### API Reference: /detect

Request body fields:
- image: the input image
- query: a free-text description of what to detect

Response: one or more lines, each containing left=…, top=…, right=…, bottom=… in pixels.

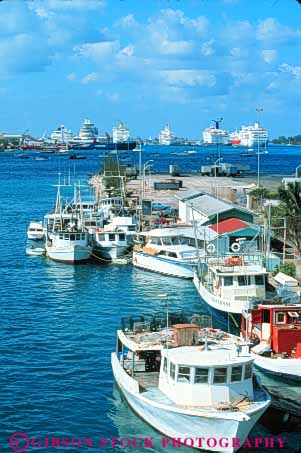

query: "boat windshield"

left=160, top=236, right=188, bottom=246
left=180, top=251, right=198, bottom=259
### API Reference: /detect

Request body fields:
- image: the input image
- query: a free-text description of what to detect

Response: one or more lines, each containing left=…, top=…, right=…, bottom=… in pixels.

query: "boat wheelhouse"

left=112, top=313, right=270, bottom=453
left=194, top=257, right=267, bottom=314
left=242, top=301, right=301, bottom=382
left=132, top=228, right=200, bottom=279
left=92, top=228, right=129, bottom=260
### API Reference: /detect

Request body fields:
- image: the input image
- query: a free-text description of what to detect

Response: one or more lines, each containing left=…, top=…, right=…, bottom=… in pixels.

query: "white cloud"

left=257, top=18, right=301, bottom=43
left=67, top=72, right=76, bottom=80
left=201, top=40, right=215, bottom=56
left=279, top=63, right=301, bottom=79
left=81, top=72, right=99, bottom=84
left=261, top=49, right=277, bottom=64
left=74, top=41, right=119, bottom=62
left=160, top=70, right=216, bottom=88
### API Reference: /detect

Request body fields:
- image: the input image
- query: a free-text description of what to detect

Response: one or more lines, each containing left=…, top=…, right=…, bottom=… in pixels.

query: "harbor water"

left=0, top=147, right=300, bottom=453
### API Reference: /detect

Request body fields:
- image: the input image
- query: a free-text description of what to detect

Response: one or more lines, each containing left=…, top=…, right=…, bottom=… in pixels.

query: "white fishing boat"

left=112, top=313, right=271, bottom=453
left=193, top=256, right=267, bottom=314
left=27, top=221, right=44, bottom=240
left=45, top=184, right=92, bottom=264
left=241, top=300, right=301, bottom=382
left=132, top=228, right=199, bottom=279
left=46, top=231, right=91, bottom=264
left=92, top=227, right=129, bottom=260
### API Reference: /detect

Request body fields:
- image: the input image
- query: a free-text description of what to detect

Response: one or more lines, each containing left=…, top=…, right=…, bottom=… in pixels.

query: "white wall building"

left=112, top=122, right=130, bottom=143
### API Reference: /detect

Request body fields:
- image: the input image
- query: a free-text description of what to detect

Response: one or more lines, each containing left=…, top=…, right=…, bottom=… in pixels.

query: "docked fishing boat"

left=45, top=184, right=92, bottom=264
left=92, top=227, right=129, bottom=260
left=107, top=216, right=138, bottom=244
left=112, top=312, right=271, bottom=453
left=27, top=221, right=44, bottom=240
left=46, top=231, right=91, bottom=264
left=193, top=256, right=267, bottom=314
left=132, top=228, right=199, bottom=279
left=242, top=298, right=301, bottom=382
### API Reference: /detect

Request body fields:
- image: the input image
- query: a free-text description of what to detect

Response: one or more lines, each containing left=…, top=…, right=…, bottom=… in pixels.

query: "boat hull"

left=133, top=251, right=196, bottom=279
left=193, top=273, right=248, bottom=314
left=93, top=245, right=128, bottom=260
left=252, top=354, right=301, bottom=382
left=27, top=233, right=44, bottom=241
left=46, top=245, right=91, bottom=264
left=111, top=353, right=269, bottom=453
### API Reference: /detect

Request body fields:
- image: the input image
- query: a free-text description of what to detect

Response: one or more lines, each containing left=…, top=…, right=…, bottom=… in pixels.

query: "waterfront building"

left=158, top=124, right=177, bottom=145
left=112, top=122, right=130, bottom=143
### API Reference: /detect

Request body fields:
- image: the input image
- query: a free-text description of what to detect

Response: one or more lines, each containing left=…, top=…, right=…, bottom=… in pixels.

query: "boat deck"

left=136, top=372, right=160, bottom=389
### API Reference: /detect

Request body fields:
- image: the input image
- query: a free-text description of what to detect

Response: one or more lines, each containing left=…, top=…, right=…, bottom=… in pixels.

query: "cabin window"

left=177, top=366, right=191, bottom=383
left=82, top=234, right=86, bottom=240
left=255, top=275, right=265, bottom=285
left=168, top=252, right=177, bottom=258
left=275, top=312, right=286, bottom=324
left=213, top=368, right=228, bottom=384
left=231, top=366, right=242, bottom=382
left=163, top=357, right=168, bottom=373
left=70, top=234, right=75, bottom=241
left=59, top=234, right=64, bottom=239
left=119, top=233, right=125, bottom=241
left=64, top=234, right=70, bottom=240
left=98, top=234, right=105, bottom=241
left=262, top=310, right=270, bottom=323
left=223, top=276, right=233, bottom=286
left=244, top=363, right=253, bottom=379
left=162, top=238, right=172, bottom=246
left=109, top=233, right=115, bottom=241
left=158, top=251, right=166, bottom=256
left=150, top=238, right=161, bottom=245
left=170, top=362, right=176, bottom=380
left=76, top=233, right=81, bottom=240
left=194, top=368, right=209, bottom=384
left=238, top=276, right=251, bottom=286
left=128, top=226, right=136, bottom=231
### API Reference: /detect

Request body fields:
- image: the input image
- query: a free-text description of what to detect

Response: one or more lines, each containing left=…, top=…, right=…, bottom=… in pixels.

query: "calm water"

left=0, top=147, right=300, bottom=453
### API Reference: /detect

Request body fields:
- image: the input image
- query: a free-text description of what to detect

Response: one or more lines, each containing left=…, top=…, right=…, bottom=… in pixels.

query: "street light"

left=142, top=160, right=154, bottom=198
left=256, top=108, right=264, bottom=187
left=295, top=164, right=301, bottom=178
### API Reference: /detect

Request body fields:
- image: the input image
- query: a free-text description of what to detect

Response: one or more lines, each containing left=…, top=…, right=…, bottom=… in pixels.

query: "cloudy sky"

left=0, top=0, right=300, bottom=139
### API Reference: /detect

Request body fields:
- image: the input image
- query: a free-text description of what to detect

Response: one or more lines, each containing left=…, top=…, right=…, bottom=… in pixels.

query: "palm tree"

left=278, top=182, right=301, bottom=254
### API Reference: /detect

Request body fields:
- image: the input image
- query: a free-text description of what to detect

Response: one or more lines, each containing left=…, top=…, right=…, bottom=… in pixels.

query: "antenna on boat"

left=158, top=293, right=169, bottom=349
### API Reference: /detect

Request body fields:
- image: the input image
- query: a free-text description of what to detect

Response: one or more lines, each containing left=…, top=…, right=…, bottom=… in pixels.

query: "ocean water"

left=0, top=147, right=300, bottom=453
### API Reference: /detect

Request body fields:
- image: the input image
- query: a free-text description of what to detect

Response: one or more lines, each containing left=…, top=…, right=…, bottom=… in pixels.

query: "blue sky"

left=0, top=0, right=301, bottom=139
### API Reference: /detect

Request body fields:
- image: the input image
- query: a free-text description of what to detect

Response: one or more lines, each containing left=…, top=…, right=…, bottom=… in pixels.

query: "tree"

left=278, top=182, right=301, bottom=254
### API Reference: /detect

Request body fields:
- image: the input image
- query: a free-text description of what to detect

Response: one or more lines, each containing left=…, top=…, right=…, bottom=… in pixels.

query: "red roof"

left=209, top=217, right=249, bottom=234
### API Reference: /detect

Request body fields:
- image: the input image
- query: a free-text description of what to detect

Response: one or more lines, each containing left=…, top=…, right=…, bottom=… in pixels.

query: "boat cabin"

left=242, top=304, right=301, bottom=358
left=139, top=229, right=199, bottom=261
left=94, top=229, right=127, bottom=246
left=49, top=231, right=89, bottom=246
left=204, top=260, right=266, bottom=303
left=159, top=345, right=253, bottom=406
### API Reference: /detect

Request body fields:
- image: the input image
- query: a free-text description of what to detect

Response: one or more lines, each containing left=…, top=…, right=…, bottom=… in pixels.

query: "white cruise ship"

left=72, top=118, right=98, bottom=143
left=112, top=122, right=130, bottom=143
left=50, top=125, right=73, bottom=143
left=203, top=122, right=229, bottom=145
left=158, top=124, right=177, bottom=145
left=238, top=122, right=268, bottom=148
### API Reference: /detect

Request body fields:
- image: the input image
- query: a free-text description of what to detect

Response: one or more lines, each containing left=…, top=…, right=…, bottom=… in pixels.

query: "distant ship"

left=50, top=124, right=73, bottom=143
left=69, top=118, right=136, bottom=150
left=112, top=121, right=130, bottom=143
left=230, top=122, right=269, bottom=147
left=203, top=120, right=229, bottom=145
left=158, top=124, right=177, bottom=145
